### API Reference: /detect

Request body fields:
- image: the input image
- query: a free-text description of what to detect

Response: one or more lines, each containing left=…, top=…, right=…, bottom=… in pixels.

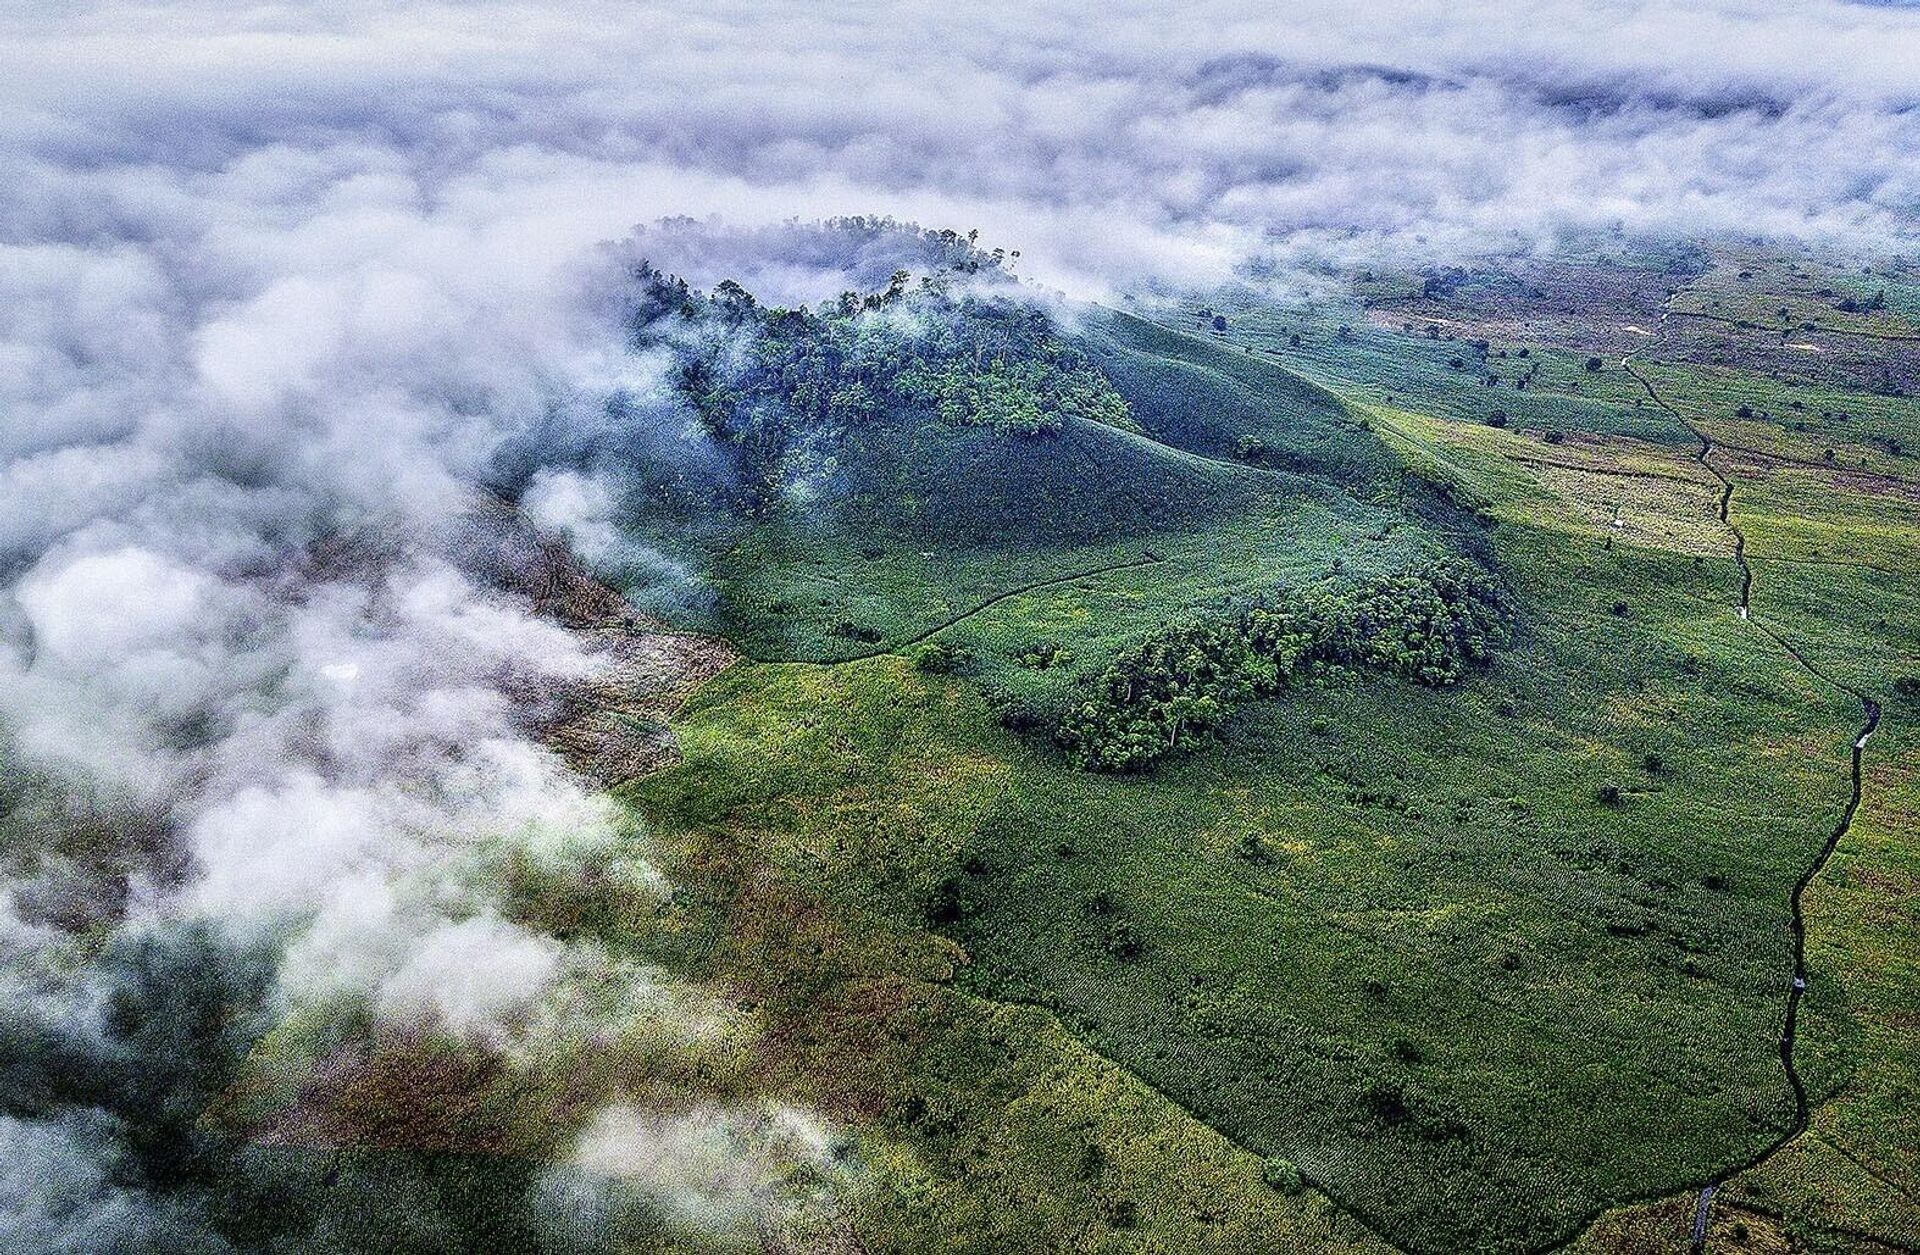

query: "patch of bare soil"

left=545, top=627, right=738, bottom=787
left=454, top=497, right=739, bottom=787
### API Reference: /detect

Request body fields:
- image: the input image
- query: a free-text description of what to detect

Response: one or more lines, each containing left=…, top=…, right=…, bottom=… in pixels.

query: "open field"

left=605, top=253, right=1919, bottom=1250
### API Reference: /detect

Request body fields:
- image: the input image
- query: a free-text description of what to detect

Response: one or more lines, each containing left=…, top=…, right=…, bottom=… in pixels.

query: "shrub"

left=1261, top=1158, right=1304, bottom=1195
left=994, top=696, right=1045, bottom=732
left=829, top=619, right=884, bottom=643
left=1102, top=921, right=1144, bottom=960
left=912, top=641, right=973, bottom=674
left=1364, top=1083, right=1412, bottom=1125
left=1016, top=640, right=1075, bottom=670
left=926, top=875, right=966, bottom=924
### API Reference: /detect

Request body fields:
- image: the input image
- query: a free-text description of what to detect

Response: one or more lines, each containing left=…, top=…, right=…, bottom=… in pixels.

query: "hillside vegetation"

left=556, top=231, right=1919, bottom=1251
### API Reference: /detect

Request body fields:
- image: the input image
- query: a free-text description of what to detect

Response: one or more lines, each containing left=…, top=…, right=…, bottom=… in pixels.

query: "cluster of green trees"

left=631, top=260, right=1133, bottom=512
left=1055, top=560, right=1509, bottom=771
left=1833, top=287, right=1887, bottom=314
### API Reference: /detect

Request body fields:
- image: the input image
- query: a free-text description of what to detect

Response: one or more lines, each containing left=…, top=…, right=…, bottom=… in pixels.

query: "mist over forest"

left=3, top=3, right=1918, bottom=1252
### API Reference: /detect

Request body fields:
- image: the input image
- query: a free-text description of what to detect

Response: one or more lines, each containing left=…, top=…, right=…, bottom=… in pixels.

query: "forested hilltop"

left=628, top=256, right=1134, bottom=515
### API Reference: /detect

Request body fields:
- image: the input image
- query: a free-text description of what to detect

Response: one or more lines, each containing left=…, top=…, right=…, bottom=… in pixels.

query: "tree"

left=1055, top=560, right=1509, bottom=771
left=1262, top=1158, right=1304, bottom=1195
left=913, top=642, right=973, bottom=674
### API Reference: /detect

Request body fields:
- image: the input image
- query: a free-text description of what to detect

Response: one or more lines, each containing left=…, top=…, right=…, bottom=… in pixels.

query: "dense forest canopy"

left=625, top=238, right=1136, bottom=515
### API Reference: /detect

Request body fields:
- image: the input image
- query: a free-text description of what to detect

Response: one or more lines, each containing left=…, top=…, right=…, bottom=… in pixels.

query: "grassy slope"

left=629, top=661, right=1394, bottom=1254
left=696, top=307, right=1445, bottom=691
left=1208, top=270, right=1919, bottom=1252
left=621, top=307, right=1918, bottom=1251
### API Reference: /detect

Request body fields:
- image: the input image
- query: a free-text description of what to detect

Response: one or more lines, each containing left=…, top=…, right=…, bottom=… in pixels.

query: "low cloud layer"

left=5, top=1, right=1918, bottom=297
left=0, top=0, right=1915, bottom=1248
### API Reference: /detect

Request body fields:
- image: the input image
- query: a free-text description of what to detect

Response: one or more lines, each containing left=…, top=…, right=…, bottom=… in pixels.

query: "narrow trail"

left=1365, top=296, right=1920, bottom=345
left=736, top=552, right=1166, bottom=666
left=1140, top=303, right=1896, bottom=1250
left=1505, top=452, right=1710, bottom=485
left=1758, top=554, right=1907, bottom=579
left=948, top=985, right=1411, bottom=1251
left=1623, top=322, right=1884, bottom=1249
left=1709, top=437, right=1920, bottom=488
left=1815, top=1133, right=1920, bottom=1214
left=1666, top=307, right=1920, bottom=344
left=1620, top=347, right=1753, bottom=616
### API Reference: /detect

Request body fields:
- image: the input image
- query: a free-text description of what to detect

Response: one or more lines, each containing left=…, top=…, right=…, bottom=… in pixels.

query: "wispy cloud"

left=5, top=2, right=1915, bottom=291
left=0, top=0, right=1914, bottom=1247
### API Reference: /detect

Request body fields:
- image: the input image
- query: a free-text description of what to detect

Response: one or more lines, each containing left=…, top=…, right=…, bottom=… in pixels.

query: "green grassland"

left=608, top=249, right=1920, bottom=1252
left=1668, top=252, right=1920, bottom=342
left=624, top=662, right=1394, bottom=1252
left=1190, top=258, right=1920, bottom=1249
left=682, top=308, right=1453, bottom=692
left=630, top=561, right=1849, bottom=1250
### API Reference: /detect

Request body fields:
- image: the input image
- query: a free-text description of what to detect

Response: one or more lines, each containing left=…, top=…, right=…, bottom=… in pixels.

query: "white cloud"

left=569, top=1100, right=844, bottom=1231
left=18, top=547, right=213, bottom=666
left=522, top=468, right=623, bottom=569
left=377, top=914, right=564, bottom=1037
left=5, top=2, right=1917, bottom=301
left=0, top=0, right=1913, bottom=1241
